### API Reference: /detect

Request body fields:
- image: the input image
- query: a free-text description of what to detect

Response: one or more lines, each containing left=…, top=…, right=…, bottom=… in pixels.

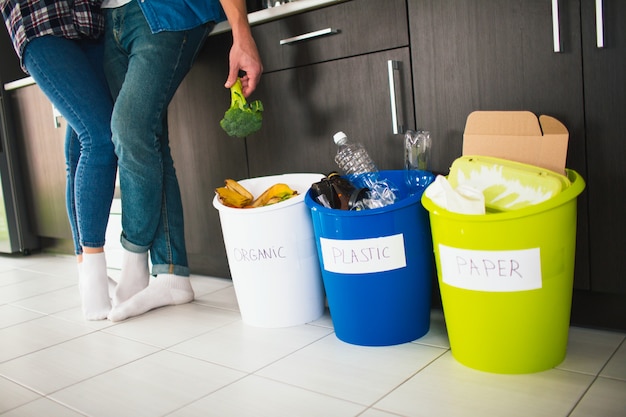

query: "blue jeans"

left=103, top=1, right=211, bottom=276
left=23, top=36, right=117, bottom=254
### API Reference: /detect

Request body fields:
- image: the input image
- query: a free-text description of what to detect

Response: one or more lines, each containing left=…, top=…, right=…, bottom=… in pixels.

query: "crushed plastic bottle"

left=333, top=131, right=398, bottom=208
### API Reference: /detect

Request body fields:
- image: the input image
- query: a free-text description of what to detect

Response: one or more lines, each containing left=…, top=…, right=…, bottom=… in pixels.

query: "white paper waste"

left=424, top=175, right=485, bottom=215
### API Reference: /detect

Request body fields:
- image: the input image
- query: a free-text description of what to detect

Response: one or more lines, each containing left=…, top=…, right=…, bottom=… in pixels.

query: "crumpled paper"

left=424, top=175, right=485, bottom=215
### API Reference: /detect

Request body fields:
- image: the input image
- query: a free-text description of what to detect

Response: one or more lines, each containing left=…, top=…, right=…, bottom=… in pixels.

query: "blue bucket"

left=305, top=170, right=434, bottom=346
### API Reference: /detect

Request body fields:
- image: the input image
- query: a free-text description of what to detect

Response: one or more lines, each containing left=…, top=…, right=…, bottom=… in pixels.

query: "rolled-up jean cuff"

left=152, top=264, right=190, bottom=277
left=120, top=235, right=150, bottom=254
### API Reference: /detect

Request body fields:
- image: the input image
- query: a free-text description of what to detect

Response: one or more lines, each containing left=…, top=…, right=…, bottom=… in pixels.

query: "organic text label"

left=232, top=246, right=287, bottom=262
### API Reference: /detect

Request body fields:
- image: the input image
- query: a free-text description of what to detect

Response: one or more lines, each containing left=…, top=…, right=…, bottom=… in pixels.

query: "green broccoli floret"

left=219, top=78, right=264, bottom=138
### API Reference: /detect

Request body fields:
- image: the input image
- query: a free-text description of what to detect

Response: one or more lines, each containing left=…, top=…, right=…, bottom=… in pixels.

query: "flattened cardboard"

left=462, top=111, right=569, bottom=174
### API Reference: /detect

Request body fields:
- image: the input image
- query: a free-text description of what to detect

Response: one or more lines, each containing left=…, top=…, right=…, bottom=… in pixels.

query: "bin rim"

left=421, top=168, right=585, bottom=221
left=213, top=172, right=324, bottom=214
left=305, top=169, right=434, bottom=217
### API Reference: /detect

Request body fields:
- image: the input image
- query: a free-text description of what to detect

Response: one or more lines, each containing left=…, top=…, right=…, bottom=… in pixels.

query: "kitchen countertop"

left=213, top=0, right=345, bottom=34
left=3, top=0, right=345, bottom=91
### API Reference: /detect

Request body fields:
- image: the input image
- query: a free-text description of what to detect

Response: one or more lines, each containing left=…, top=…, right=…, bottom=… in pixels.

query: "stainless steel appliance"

left=0, top=90, right=38, bottom=254
left=0, top=30, right=39, bottom=254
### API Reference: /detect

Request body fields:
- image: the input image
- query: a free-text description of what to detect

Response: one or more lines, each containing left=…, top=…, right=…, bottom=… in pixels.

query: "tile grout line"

left=362, top=347, right=450, bottom=415
left=565, top=335, right=626, bottom=416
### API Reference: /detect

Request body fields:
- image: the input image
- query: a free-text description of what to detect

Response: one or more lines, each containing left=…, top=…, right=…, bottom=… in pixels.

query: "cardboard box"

left=462, top=111, right=569, bottom=174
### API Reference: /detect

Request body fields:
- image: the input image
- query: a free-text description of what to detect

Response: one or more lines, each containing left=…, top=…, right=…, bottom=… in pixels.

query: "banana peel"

left=215, top=179, right=298, bottom=208
left=215, top=186, right=251, bottom=208
left=250, top=183, right=298, bottom=208
left=225, top=178, right=253, bottom=201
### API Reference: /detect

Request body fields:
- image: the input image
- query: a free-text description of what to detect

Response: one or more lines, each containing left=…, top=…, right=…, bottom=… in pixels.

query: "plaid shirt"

left=1, top=0, right=104, bottom=65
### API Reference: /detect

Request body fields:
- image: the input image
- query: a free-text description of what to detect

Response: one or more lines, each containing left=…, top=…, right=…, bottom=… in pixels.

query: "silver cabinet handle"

left=52, top=105, right=62, bottom=129
left=279, top=28, right=339, bottom=45
left=596, top=0, right=605, bottom=48
left=387, top=60, right=404, bottom=135
left=552, top=0, right=562, bottom=52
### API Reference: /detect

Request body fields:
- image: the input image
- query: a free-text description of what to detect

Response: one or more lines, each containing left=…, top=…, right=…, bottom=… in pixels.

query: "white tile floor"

left=0, top=252, right=625, bottom=417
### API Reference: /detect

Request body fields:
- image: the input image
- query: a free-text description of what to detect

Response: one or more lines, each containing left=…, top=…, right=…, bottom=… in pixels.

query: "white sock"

left=107, top=274, right=194, bottom=322
left=112, top=249, right=150, bottom=306
left=79, top=265, right=118, bottom=303
left=108, top=276, right=118, bottom=300
left=79, top=252, right=112, bottom=320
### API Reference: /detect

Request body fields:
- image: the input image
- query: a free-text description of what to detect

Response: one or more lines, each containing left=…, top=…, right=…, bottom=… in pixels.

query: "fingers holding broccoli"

left=220, top=78, right=264, bottom=138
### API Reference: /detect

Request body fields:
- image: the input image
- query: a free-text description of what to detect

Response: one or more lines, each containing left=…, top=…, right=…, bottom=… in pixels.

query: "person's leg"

left=65, top=126, right=108, bottom=312
left=24, top=36, right=117, bottom=320
left=104, top=2, right=210, bottom=320
left=64, top=127, right=81, bottom=256
left=102, top=9, right=151, bottom=305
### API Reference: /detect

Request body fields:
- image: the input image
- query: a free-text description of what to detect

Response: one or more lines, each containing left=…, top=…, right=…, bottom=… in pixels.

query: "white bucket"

left=213, top=173, right=326, bottom=327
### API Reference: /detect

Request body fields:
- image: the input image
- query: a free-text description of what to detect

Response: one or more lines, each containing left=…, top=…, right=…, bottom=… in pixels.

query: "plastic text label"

left=319, top=234, right=407, bottom=274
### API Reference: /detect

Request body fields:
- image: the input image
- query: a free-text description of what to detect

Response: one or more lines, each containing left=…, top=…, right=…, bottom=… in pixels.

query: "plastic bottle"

left=404, top=129, right=434, bottom=195
left=333, top=131, right=398, bottom=208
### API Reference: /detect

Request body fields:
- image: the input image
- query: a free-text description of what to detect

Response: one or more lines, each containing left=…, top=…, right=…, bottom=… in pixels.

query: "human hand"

left=224, top=35, right=263, bottom=97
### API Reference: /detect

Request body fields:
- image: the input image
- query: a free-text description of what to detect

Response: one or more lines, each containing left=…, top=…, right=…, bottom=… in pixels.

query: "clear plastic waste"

left=333, top=131, right=398, bottom=208
left=310, top=172, right=371, bottom=210
left=404, top=130, right=432, bottom=195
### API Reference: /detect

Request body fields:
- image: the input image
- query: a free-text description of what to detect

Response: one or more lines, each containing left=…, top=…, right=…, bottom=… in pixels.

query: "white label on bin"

left=319, top=234, right=406, bottom=274
left=439, top=244, right=542, bottom=292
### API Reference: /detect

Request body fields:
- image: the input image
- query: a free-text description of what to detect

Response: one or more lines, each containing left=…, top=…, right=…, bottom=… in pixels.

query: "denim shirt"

left=137, top=0, right=226, bottom=33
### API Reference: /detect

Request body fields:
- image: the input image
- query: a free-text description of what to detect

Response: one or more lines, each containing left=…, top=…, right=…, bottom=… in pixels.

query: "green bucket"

left=421, top=169, right=585, bottom=373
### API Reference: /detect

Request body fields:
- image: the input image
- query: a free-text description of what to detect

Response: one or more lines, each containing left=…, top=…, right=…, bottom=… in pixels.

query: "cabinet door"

left=246, top=47, right=415, bottom=177
left=168, top=32, right=249, bottom=278
left=581, top=0, right=626, bottom=294
left=409, top=0, right=585, bottom=173
left=0, top=29, right=25, bottom=84
left=9, top=85, right=72, bottom=240
left=407, top=0, right=589, bottom=288
left=252, top=0, right=409, bottom=72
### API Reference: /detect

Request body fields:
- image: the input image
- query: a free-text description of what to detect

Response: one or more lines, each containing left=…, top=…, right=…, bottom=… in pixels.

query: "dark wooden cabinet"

left=248, top=47, right=414, bottom=177
left=569, top=0, right=626, bottom=330
left=407, top=0, right=590, bottom=288
left=408, top=0, right=585, bottom=175
left=3, top=34, right=72, bottom=251
left=0, top=29, right=24, bottom=84
left=580, top=0, right=626, bottom=295
left=9, top=85, right=72, bottom=240
left=248, top=0, right=413, bottom=177
left=408, top=0, right=626, bottom=329
left=253, top=0, right=409, bottom=73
